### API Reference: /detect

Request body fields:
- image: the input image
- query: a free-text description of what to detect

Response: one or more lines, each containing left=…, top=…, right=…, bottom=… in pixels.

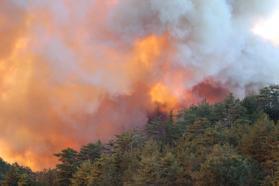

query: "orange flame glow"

left=0, top=0, right=258, bottom=171
left=150, top=83, right=179, bottom=110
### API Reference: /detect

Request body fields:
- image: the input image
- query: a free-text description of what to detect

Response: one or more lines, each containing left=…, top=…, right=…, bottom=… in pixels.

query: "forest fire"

left=150, top=83, right=179, bottom=111
left=0, top=0, right=279, bottom=171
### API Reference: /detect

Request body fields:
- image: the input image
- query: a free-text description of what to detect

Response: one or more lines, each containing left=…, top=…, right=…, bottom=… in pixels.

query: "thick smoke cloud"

left=0, top=0, right=278, bottom=170
left=0, top=0, right=26, bottom=59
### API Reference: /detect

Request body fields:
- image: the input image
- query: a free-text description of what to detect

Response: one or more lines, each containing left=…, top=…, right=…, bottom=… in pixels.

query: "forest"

left=0, top=85, right=278, bottom=186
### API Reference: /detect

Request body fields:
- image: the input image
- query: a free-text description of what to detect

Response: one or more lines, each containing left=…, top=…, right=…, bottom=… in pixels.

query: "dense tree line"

left=0, top=85, right=278, bottom=186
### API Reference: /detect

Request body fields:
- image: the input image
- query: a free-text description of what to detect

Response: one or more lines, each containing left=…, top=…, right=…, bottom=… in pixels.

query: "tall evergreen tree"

left=78, top=141, right=102, bottom=163
left=0, top=158, right=11, bottom=181
left=258, top=85, right=279, bottom=123
left=55, top=148, right=78, bottom=186
left=71, top=160, right=93, bottom=186
left=198, top=145, right=263, bottom=186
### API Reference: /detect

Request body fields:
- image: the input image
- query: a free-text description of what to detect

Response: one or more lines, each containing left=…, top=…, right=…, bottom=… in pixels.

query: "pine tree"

left=240, top=115, right=279, bottom=181
left=78, top=141, right=102, bottom=163
left=88, top=154, right=121, bottom=186
left=55, top=148, right=78, bottom=186
left=131, top=140, right=161, bottom=185
left=71, top=160, right=93, bottom=186
left=258, top=85, right=279, bottom=123
left=198, top=145, right=263, bottom=186
left=0, top=158, right=11, bottom=181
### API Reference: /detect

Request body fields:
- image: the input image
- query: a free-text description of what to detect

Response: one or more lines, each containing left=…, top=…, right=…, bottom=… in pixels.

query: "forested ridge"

left=0, top=85, right=278, bottom=186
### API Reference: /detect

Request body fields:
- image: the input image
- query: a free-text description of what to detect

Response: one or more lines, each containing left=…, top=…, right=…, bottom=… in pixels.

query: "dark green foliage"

left=198, top=145, right=263, bottom=186
left=146, top=113, right=182, bottom=146
left=87, top=154, right=122, bottom=186
left=221, top=94, right=249, bottom=127
left=1, top=163, right=37, bottom=186
left=36, top=169, right=59, bottom=186
left=78, top=141, right=102, bottom=162
left=239, top=115, right=279, bottom=183
left=258, top=85, right=279, bottom=123
left=129, top=140, right=185, bottom=186
left=241, top=95, right=261, bottom=122
left=2, top=165, right=19, bottom=186
left=55, top=148, right=78, bottom=186
left=0, top=158, right=11, bottom=181
left=178, top=102, right=215, bottom=127
left=70, top=160, right=93, bottom=186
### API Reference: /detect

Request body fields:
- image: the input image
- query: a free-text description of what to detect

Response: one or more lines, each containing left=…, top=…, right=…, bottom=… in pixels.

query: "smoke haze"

left=0, top=0, right=278, bottom=170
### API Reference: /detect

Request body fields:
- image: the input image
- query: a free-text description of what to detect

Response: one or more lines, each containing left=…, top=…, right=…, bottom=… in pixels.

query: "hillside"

left=0, top=85, right=278, bottom=186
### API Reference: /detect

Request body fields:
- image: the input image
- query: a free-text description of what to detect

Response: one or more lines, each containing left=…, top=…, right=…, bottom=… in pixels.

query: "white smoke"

left=0, top=0, right=279, bottom=169
left=23, top=0, right=279, bottom=96
left=109, top=0, right=279, bottom=95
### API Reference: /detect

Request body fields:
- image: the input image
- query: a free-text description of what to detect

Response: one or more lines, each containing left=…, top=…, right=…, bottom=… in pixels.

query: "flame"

left=129, top=35, right=168, bottom=81
left=0, top=0, right=275, bottom=171
left=150, top=83, right=179, bottom=111
left=133, top=35, right=164, bottom=67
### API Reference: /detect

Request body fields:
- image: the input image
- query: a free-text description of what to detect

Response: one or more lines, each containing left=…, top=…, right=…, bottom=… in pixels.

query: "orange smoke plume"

left=0, top=0, right=278, bottom=170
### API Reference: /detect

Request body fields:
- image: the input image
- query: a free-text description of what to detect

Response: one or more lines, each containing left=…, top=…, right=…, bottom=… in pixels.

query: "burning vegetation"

left=0, top=0, right=279, bottom=172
